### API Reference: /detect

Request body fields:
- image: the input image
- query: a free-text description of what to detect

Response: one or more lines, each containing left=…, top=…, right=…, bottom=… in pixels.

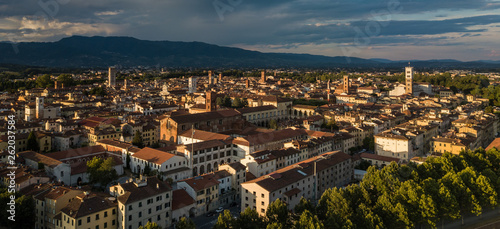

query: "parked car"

left=215, top=207, right=224, bottom=213
left=229, top=202, right=238, bottom=207
left=206, top=211, right=215, bottom=217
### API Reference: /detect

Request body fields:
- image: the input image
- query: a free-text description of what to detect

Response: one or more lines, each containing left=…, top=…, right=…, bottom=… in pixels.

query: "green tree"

left=266, top=199, right=289, bottom=227
left=223, top=96, right=232, bottom=107
left=266, top=222, right=284, bottom=229
left=27, top=131, right=39, bottom=152
left=485, top=106, right=493, bottom=113
left=138, top=221, right=161, bottom=229
left=132, top=130, right=144, bottom=148
left=0, top=193, right=35, bottom=229
left=38, top=162, right=45, bottom=170
left=36, top=74, right=52, bottom=88
left=126, top=153, right=131, bottom=169
left=86, top=157, right=118, bottom=187
left=294, top=197, right=314, bottom=215
left=216, top=97, right=224, bottom=106
left=362, top=136, right=375, bottom=151
left=176, top=217, right=196, bottom=229
left=269, top=119, right=278, bottom=130
left=295, top=210, right=323, bottom=229
left=232, top=97, right=243, bottom=108
left=56, top=74, right=74, bottom=87
left=213, top=210, right=234, bottom=229
left=144, top=163, right=151, bottom=176
left=234, top=208, right=265, bottom=229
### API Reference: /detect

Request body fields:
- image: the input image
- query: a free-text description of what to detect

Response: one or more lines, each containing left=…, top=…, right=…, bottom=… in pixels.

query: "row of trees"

left=216, top=95, right=248, bottom=108
left=213, top=148, right=500, bottom=228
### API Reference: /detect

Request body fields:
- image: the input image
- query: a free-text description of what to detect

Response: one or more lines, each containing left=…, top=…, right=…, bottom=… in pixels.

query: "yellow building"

left=110, top=176, right=173, bottom=229
left=88, top=128, right=123, bottom=146
left=57, top=193, right=117, bottom=229
left=430, top=135, right=478, bottom=155
left=177, top=173, right=220, bottom=216
left=35, top=187, right=83, bottom=229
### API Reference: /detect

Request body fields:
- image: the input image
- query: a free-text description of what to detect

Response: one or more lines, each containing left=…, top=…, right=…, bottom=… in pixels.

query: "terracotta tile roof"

left=178, top=129, right=231, bottom=141
left=37, top=186, right=76, bottom=200
left=132, top=147, right=177, bottom=165
left=244, top=151, right=351, bottom=192
left=46, top=146, right=106, bottom=161
left=18, top=151, right=62, bottom=168
left=179, top=173, right=220, bottom=192
left=213, top=170, right=232, bottom=179
left=97, top=139, right=133, bottom=149
left=233, top=128, right=305, bottom=146
left=172, top=189, right=195, bottom=210
left=224, top=162, right=246, bottom=171
left=283, top=187, right=301, bottom=197
left=486, top=138, right=500, bottom=151
left=61, top=194, right=117, bottom=219
left=117, top=177, right=171, bottom=204
left=181, top=139, right=230, bottom=152
left=169, top=110, right=241, bottom=124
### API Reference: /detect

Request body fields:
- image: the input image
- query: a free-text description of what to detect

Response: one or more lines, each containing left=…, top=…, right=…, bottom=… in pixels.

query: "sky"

left=1, top=0, right=500, bottom=61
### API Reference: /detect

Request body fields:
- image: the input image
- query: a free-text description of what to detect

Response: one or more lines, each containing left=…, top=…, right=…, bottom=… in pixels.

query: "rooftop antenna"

left=408, top=61, right=411, bottom=67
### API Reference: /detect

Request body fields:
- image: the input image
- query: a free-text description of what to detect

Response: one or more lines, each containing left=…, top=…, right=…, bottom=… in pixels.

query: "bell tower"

left=405, top=65, right=414, bottom=95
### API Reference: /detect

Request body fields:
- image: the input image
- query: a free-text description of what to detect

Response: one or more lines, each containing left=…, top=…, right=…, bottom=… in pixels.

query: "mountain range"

left=0, top=36, right=499, bottom=69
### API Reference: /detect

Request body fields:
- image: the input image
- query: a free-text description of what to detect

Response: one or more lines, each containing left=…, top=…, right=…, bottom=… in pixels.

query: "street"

left=191, top=205, right=241, bottom=229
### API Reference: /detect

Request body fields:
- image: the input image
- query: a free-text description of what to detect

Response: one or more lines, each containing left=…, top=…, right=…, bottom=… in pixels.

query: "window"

left=78, top=219, right=82, bottom=226
left=112, top=220, right=115, bottom=225
left=104, top=211, right=108, bottom=217
left=139, top=202, right=142, bottom=207
left=112, top=209, right=116, bottom=215
left=96, top=226, right=99, bottom=229
left=129, top=215, right=132, bottom=221
left=87, top=216, right=90, bottom=223
left=96, top=214, right=99, bottom=220
left=139, top=212, right=142, bottom=217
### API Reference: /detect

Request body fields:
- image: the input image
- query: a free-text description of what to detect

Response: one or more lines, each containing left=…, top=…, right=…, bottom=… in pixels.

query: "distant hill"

left=0, top=36, right=499, bottom=69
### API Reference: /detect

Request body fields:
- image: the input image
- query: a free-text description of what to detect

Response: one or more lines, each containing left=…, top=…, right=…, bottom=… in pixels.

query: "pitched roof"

left=178, top=129, right=231, bottom=141
left=179, top=173, right=220, bottom=192
left=116, top=177, right=171, bottom=204
left=243, top=151, right=351, bottom=192
left=169, top=110, right=241, bottom=124
left=46, top=146, right=106, bottom=161
left=61, top=194, right=117, bottom=219
left=18, top=151, right=62, bottom=168
left=132, top=147, right=177, bottom=165
left=486, top=138, right=500, bottom=151
left=172, top=189, right=195, bottom=210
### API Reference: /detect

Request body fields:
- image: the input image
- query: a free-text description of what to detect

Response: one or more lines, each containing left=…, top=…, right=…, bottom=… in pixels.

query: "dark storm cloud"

left=0, top=0, right=499, bottom=60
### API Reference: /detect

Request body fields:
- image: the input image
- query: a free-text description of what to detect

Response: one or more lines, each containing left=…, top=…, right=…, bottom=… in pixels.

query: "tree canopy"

left=224, top=148, right=500, bottom=229
left=86, top=157, right=118, bottom=187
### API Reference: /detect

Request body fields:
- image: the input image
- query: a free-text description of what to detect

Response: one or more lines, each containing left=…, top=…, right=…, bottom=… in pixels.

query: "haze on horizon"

left=1, top=0, right=500, bottom=62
